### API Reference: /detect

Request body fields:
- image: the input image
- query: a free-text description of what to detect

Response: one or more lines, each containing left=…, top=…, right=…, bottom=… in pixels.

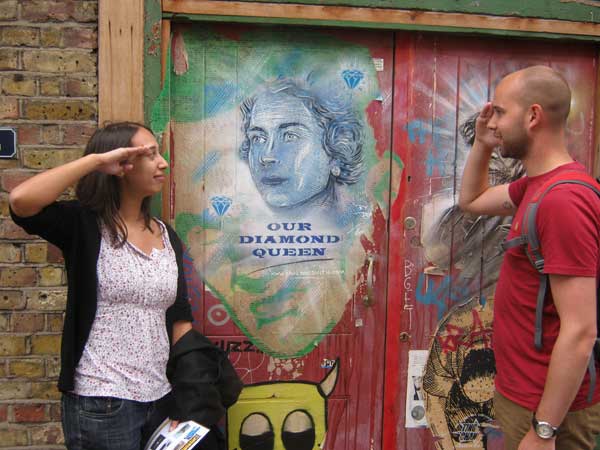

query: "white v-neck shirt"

left=73, top=220, right=178, bottom=401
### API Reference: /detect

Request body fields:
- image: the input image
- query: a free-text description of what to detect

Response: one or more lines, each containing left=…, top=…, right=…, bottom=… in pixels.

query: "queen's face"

left=246, top=92, right=332, bottom=209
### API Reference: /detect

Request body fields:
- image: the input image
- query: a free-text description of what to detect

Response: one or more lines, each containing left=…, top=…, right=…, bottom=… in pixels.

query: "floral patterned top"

left=73, top=219, right=178, bottom=402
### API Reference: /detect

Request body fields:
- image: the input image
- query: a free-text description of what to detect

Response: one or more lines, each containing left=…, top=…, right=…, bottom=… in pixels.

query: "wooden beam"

left=98, top=0, right=144, bottom=124
left=162, top=0, right=600, bottom=37
left=161, top=19, right=171, bottom=89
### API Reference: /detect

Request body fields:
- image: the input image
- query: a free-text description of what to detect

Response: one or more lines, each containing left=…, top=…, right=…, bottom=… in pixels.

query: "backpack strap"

left=504, top=170, right=600, bottom=402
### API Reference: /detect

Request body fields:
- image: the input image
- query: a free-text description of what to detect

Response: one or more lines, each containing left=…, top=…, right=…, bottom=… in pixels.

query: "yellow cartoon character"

left=227, top=360, right=339, bottom=450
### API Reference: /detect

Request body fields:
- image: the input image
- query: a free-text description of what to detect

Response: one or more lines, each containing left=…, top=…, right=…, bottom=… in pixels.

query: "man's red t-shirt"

left=494, top=161, right=600, bottom=411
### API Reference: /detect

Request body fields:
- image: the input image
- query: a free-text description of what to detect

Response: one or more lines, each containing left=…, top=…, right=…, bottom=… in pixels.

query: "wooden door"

left=385, top=33, right=598, bottom=450
left=160, top=24, right=395, bottom=450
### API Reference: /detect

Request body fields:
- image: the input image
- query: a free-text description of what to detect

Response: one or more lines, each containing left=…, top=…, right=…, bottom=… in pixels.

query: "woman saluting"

left=9, top=122, right=194, bottom=450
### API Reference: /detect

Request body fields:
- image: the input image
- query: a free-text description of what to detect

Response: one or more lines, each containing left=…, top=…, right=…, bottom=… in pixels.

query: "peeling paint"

left=146, top=21, right=161, bottom=57
left=172, top=31, right=189, bottom=75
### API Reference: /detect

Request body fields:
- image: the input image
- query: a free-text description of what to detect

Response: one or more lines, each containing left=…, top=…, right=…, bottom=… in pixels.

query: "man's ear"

left=527, top=104, right=543, bottom=129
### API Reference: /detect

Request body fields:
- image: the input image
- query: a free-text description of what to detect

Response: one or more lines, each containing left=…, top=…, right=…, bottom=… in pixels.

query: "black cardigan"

left=10, top=201, right=193, bottom=392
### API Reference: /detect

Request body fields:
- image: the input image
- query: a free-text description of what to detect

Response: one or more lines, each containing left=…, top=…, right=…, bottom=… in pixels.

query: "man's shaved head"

left=502, top=65, right=571, bottom=127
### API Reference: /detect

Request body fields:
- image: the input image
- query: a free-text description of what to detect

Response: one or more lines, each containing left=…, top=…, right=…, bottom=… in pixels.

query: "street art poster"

left=153, top=27, right=388, bottom=359
left=227, top=360, right=339, bottom=450
left=423, top=297, right=497, bottom=450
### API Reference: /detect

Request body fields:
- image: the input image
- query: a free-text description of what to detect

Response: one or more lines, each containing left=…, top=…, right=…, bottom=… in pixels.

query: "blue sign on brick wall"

left=0, top=128, right=16, bottom=159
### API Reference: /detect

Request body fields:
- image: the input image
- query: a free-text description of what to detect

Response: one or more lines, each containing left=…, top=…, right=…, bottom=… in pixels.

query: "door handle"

left=363, top=253, right=375, bottom=307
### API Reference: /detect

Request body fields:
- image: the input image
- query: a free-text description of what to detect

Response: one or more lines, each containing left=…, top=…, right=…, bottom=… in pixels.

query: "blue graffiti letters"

left=241, top=222, right=341, bottom=259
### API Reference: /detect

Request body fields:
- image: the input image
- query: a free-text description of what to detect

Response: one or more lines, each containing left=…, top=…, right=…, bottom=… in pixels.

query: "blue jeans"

left=61, top=392, right=171, bottom=450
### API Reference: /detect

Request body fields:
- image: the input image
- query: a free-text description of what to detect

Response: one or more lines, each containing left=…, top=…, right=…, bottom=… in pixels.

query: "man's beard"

left=498, top=129, right=529, bottom=160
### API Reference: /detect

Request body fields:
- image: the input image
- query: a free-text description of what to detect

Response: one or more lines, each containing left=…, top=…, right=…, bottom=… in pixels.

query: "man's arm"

left=518, top=275, right=597, bottom=450
left=458, top=103, right=516, bottom=217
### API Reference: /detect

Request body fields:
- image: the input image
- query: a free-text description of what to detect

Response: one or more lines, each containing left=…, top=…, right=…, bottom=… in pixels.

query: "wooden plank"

left=161, top=20, right=171, bottom=88
left=98, top=0, right=144, bottom=124
left=162, top=0, right=600, bottom=38
left=199, top=0, right=600, bottom=24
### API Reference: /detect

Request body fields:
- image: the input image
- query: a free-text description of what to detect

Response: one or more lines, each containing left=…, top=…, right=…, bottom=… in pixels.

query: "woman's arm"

left=172, top=321, right=193, bottom=345
left=9, top=145, right=151, bottom=217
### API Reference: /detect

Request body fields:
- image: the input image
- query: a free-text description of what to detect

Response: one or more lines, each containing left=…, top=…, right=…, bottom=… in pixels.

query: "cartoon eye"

left=240, top=413, right=274, bottom=450
left=282, top=410, right=315, bottom=450
left=283, top=131, right=299, bottom=142
left=251, top=135, right=267, bottom=145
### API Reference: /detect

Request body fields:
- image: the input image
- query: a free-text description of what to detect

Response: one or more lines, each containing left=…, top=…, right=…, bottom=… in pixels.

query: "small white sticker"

left=372, top=58, right=384, bottom=72
left=405, top=350, right=429, bottom=428
left=355, top=318, right=364, bottom=327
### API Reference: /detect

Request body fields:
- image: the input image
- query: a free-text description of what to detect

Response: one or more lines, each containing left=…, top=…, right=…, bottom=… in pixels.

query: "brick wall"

left=0, top=1, right=97, bottom=448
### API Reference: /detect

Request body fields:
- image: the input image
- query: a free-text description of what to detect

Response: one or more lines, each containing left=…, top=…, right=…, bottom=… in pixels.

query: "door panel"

left=386, top=34, right=598, bottom=450
left=159, top=24, right=598, bottom=450
left=165, top=25, right=394, bottom=450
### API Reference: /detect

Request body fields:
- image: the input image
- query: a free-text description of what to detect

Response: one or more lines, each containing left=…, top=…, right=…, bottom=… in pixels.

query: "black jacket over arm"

left=167, top=328, right=243, bottom=427
left=10, top=201, right=193, bottom=392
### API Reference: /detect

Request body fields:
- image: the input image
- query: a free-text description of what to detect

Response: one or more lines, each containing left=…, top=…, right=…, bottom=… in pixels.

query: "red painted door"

left=159, top=24, right=598, bottom=449
left=385, top=33, right=598, bottom=450
left=163, top=24, right=394, bottom=450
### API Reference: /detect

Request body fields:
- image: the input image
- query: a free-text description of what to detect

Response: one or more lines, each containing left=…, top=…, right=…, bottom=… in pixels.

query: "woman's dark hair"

left=75, top=121, right=155, bottom=246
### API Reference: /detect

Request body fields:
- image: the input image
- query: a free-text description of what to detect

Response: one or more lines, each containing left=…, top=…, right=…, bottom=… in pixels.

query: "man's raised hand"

left=474, top=102, right=501, bottom=150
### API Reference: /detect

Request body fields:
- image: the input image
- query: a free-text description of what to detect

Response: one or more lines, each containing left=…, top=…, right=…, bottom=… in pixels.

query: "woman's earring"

left=331, top=165, right=341, bottom=177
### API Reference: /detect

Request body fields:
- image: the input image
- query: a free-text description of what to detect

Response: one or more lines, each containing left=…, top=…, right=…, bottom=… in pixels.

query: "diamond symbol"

left=342, top=69, right=364, bottom=89
left=211, top=196, right=232, bottom=217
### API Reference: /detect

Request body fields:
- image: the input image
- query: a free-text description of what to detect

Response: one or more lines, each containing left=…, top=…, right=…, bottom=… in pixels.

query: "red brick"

left=0, top=404, right=7, bottom=422
left=0, top=170, right=34, bottom=192
left=65, top=77, right=97, bottom=97
left=0, top=219, right=37, bottom=239
left=22, top=1, right=66, bottom=21
left=64, top=27, right=97, bottom=49
left=16, top=123, right=42, bottom=145
left=13, top=403, right=47, bottom=422
left=21, top=1, right=97, bottom=22
left=47, top=244, right=63, bottom=263
left=62, top=123, right=95, bottom=144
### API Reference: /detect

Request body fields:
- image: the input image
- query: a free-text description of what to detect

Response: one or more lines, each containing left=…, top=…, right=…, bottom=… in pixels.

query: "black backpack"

left=502, top=170, right=600, bottom=402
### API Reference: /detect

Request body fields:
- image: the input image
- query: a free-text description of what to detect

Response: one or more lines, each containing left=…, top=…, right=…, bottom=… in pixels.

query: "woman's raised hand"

left=96, top=145, right=155, bottom=176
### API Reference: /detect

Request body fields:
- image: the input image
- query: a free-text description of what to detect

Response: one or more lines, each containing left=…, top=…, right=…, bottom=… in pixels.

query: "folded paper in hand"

left=144, top=418, right=210, bottom=450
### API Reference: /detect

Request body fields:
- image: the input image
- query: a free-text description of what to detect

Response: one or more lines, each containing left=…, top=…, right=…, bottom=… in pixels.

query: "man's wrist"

left=532, top=414, right=559, bottom=439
